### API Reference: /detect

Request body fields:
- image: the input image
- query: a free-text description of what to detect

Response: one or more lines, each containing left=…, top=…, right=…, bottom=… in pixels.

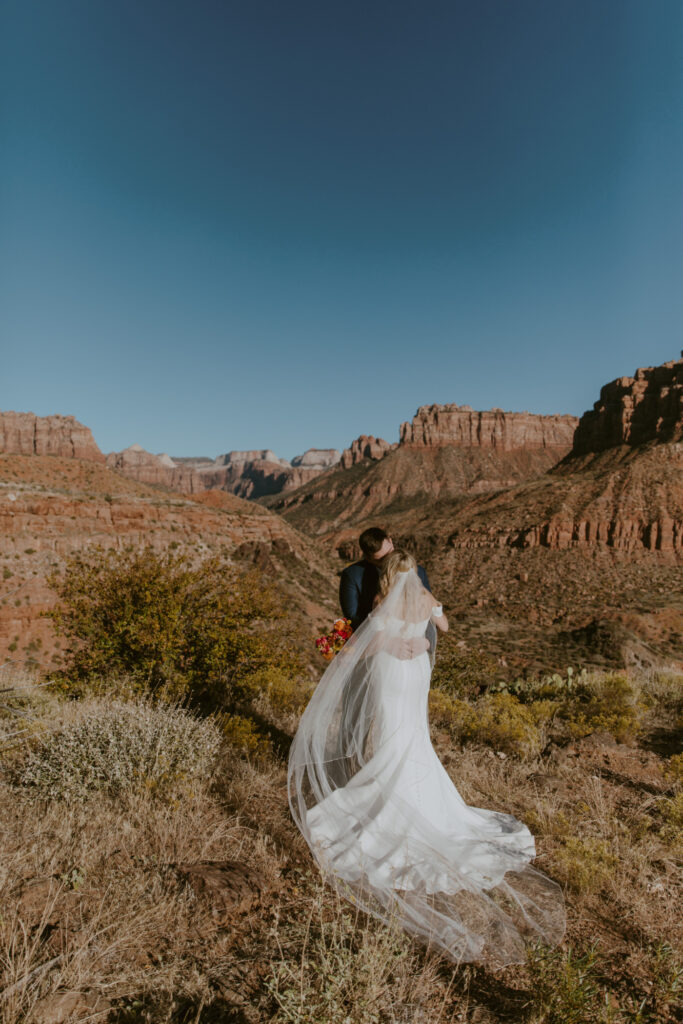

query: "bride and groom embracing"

left=288, top=526, right=565, bottom=967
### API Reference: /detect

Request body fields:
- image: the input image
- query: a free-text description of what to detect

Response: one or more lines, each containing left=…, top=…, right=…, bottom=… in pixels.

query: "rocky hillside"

left=105, top=444, right=200, bottom=491
left=107, top=446, right=341, bottom=499
left=264, top=408, right=578, bottom=534
left=0, top=454, right=337, bottom=671
left=267, top=355, right=683, bottom=673
left=573, top=354, right=682, bottom=453
left=414, top=358, right=682, bottom=671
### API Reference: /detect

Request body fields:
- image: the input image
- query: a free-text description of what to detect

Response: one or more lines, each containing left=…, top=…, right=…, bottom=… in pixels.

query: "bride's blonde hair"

left=378, top=549, right=417, bottom=599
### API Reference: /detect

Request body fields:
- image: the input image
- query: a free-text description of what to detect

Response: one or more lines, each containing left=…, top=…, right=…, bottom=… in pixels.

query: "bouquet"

left=315, top=618, right=353, bottom=661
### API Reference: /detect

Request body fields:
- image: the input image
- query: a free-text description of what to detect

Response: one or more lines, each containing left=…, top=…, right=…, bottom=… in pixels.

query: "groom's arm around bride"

left=339, top=527, right=431, bottom=658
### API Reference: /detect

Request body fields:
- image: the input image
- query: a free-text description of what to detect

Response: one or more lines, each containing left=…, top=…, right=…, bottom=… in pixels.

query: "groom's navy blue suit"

left=339, top=559, right=431, bottom=629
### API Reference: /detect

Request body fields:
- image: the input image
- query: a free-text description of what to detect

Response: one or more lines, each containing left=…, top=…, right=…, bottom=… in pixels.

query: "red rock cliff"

left=0, top=411, right=104, bottom=462
left=572, top=355, right=683, bottom=454
left=340, top=435, right=397, bottom=469
left=399, top=406, right=578, bottom=450
left=106, top=445, right=200, bottom=491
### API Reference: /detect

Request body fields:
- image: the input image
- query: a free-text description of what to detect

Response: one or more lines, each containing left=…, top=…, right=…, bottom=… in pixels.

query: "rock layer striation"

left=400, top=406, right=578, bottom=449
left=0, top=411, right=104, bottom=462
left=572, top=354, right=683, bottom=454
left=340, top=435, right=397, bottom=469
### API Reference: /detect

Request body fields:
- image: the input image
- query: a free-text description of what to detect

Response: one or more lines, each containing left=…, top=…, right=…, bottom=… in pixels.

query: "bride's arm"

left=430, top=599, right=449, bottom=632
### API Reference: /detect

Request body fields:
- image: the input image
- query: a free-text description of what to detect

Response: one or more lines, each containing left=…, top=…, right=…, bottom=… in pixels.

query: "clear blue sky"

left=2, top=1, right=682, bottom=459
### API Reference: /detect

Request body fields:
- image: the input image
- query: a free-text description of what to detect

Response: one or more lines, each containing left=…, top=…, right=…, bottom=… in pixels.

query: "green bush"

left=429, top=689, right=544, bottom=758
left=17, top=699, right=221, bottom=802
left=665, top=752, right=683, bottom=785
left=495, top=669, right=644, bottom=745
left=219, top=712, right=272, bottom=760
left=657, top=792, right=683, bottom=848
left=47, top=547, right=286, bottom=711
left=557, top=672, right=642, bottom=744
left=430, top=634, right=505, bottom=698
left=553, top=837, right=618, bottom=893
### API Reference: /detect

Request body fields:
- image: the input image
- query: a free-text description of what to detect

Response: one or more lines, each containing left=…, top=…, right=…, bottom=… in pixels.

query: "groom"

left=339, top=526, right=431, bottom=630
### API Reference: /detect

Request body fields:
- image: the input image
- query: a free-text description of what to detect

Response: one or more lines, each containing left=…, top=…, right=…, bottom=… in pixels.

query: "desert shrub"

left=495, top=666, right=587, bottom=703
left=641, top=669, right=683, bottom=713
left=495, top=669, right=645, bottom=745
left=17, top=698, right=221, bottom=801
left=557, top=672, right=643, bottom=744
left=427, top=688, right=467, bottom=731
left=553, top=837, right=618, bottom=893
left=219, top=712, right=272, bottom=760
left=458, top=692, right=544, bottom=757
left=664, top=752, right=683, bottom=785
left=657, top=792, right=683, bottom=848
left=249, top=665, right=313, bottom=717
left=47, top=547, right=290, bottom=712
left=429, top=689, right=543, bottom=757
left=430, top=634, right=505, bottom=698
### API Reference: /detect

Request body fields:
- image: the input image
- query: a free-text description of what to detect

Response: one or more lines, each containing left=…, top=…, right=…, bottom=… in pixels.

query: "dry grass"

left=0, top=671, right=681, bottom=1023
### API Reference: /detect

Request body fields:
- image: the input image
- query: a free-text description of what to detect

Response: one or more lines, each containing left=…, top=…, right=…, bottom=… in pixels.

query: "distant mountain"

left=263, top=409, right=578, bottom=537
left=265, top=355, right=683, bottom=672
left=3, top=353, right=680, bottom=673
left=106, top=446, right=341, bottom=498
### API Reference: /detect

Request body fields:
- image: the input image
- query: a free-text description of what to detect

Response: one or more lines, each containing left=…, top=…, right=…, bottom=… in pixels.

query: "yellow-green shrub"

left=427, top=688, right=469, bottom=732
left=219, top=713, right=272, bottom=760
left=553, top=837, right=618, bottom=893
left=430, top=635, right=505, bottom=698
left=664, top=752, right=683, bottom=785
left=249, top=665, right=313, bottom=716
left=458, top=692, right=543, bottom=757
left=558, top=672, right=642, bottom=743
left=47, top=547, right=285, bottom=713
left=429, top=689, right=543, bottom=758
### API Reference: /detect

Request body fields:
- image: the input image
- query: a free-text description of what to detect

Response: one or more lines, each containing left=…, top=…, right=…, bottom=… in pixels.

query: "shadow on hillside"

left=640, top=723, right=683, bottom=758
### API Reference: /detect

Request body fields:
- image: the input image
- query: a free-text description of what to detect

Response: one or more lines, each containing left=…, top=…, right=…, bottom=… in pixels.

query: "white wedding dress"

left=288, top=570, right=565, bottom=967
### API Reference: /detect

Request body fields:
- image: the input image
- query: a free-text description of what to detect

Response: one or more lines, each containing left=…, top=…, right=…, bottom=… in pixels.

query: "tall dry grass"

left=0, top=665, right=681, bottom=1022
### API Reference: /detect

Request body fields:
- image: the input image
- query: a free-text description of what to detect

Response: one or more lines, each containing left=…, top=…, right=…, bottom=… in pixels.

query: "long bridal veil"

left=288, top=569, right=565, bottom=967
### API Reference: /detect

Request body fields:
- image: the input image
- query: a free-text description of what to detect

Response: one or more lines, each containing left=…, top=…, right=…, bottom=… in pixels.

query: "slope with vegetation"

left=1, top=548, right=681, bottom=1023
left=0, top=453, right=338, bottom=671
left=265, top=357, right=683, bottom=674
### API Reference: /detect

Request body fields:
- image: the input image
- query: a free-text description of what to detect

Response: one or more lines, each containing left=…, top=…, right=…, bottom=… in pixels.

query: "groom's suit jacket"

left=339, top=559, right=431, bottom=630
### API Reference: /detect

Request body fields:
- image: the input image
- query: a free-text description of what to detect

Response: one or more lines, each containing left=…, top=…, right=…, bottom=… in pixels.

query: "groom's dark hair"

left=359, top=526, right=389, bottom=558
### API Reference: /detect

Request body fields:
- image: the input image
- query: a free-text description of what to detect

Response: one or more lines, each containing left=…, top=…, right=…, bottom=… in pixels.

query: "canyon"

left=265, top=408, right=579, bottom=533
left=107, top=446, right=341, bottom=499
left=267, top=355, right=683, bottom=673
left=1, top=353, right=681, bottom=674
left=0, top=454, right=337, bottom=669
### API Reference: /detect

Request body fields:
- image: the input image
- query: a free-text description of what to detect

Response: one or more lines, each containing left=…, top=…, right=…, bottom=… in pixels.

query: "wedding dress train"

left=288, top=570, right=565, bottom=967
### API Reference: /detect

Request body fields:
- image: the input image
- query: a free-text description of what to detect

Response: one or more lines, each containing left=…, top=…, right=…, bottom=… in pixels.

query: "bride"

left=288, top=550, right=565, bottom=967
